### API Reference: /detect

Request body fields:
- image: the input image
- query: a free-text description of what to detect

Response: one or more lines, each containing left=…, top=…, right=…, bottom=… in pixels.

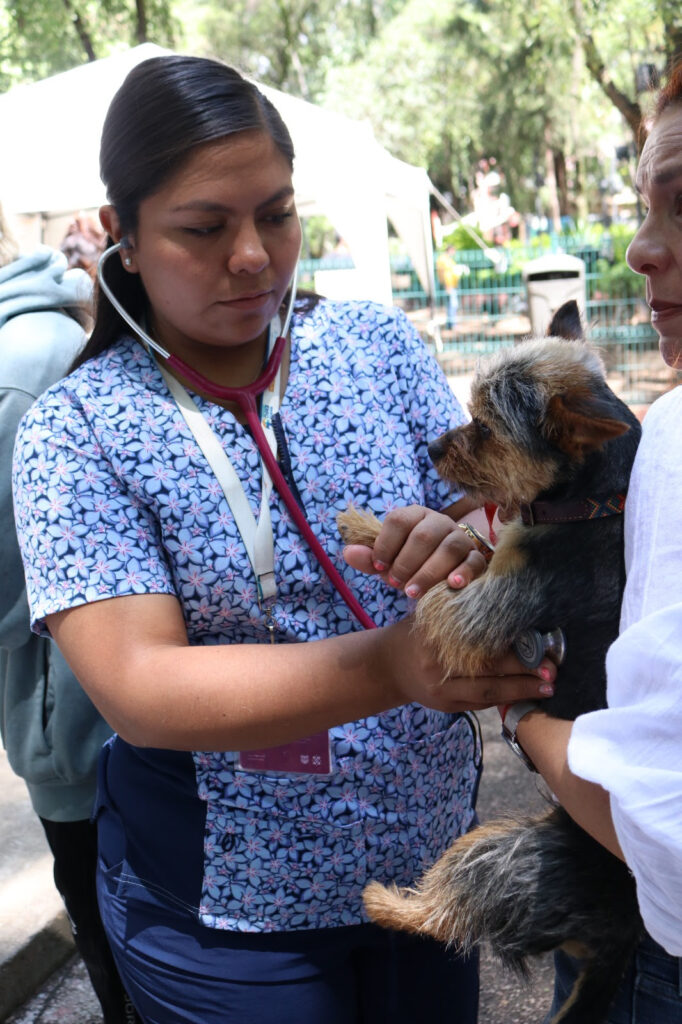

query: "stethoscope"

left=97, top=242, right=376, bottom=630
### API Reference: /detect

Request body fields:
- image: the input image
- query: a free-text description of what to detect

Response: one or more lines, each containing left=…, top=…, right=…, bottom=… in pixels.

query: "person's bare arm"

left=47, top=593, right=556, bottom=752
left=516, top=710, right=624, bottom=860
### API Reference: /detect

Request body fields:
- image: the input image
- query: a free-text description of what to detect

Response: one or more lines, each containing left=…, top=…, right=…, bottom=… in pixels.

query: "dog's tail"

left=363, top=807, right=642, bottom=1022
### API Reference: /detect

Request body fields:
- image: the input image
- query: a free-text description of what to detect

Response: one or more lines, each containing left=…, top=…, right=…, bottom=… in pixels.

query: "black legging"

left=40, top=816, right=141, bottom=1024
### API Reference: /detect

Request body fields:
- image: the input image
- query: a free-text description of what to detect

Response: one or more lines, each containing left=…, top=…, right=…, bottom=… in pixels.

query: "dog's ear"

left=547, top=300, right=584, bottom=341
left=545, top=388, right=630, bottom=456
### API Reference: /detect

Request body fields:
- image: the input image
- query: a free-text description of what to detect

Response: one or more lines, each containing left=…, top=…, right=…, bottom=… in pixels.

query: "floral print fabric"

left=14, top=299, right=479, bottom=931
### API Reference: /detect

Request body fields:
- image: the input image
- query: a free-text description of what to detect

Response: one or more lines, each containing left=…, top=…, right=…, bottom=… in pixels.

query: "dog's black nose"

left=428, top=437, right=446, bottom=463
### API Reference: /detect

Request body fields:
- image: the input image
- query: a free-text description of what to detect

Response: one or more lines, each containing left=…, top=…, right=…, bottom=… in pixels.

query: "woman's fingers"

left=341, top=543, right=379, bottom=577
left=344, top=505, right=478, bottom=596
left=382, top=618, right=558, bottom=713
left=433, top=655, right=556, bottom=711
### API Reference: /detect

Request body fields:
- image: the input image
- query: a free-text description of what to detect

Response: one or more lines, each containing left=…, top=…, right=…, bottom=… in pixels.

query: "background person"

left=508, top=61, right=682, bottom=1023
left=0, top=204, right=140, bottom=1023
left=60, top=213, right=107, bottom=279
left=436, top=245, right=465, bottom=330
left=12, top=56, right=555, bottom=1024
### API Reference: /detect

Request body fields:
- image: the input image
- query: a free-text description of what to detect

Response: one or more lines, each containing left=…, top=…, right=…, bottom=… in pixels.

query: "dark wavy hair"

left=72, top=55, right=297, bottom=370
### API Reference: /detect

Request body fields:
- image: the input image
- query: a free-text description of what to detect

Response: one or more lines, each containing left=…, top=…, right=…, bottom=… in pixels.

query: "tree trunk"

left=570, top=42, right=589, bottom=225
left=135, top=0, right=148, bottom=43
left=554, top=149, right=569, bottom=218
left=61, top=0, right=96, bottom=61
left=544, top=127, right=562, bottom=233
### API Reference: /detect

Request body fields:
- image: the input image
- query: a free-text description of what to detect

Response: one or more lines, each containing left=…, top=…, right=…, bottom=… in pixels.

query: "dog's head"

left=428, top=301, right=633, bottom=519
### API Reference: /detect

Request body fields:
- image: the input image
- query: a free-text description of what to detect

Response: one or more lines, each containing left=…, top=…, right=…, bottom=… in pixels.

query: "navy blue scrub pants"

left=97, top=859, right=479, bottom=1024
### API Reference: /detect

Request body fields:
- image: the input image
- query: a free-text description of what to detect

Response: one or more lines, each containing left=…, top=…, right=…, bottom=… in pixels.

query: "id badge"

left=238, top=729, right=333, bottom=775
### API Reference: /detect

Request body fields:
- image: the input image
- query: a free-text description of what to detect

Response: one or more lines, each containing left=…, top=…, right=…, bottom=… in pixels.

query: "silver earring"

left=124, top=256, right=132, bottom=267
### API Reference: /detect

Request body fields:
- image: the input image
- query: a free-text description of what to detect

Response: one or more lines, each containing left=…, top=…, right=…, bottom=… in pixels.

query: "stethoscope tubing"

left=97, top=243, right=377, bottom=630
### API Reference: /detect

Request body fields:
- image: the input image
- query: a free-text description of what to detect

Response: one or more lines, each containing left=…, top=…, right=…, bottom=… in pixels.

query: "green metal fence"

left=300, top=237, right=672, bottom=407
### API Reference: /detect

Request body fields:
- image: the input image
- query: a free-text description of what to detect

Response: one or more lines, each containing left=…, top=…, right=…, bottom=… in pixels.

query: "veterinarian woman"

left=11, top=56, right=554, bottom=1024
left=510, top=61, right=682, bottom=1024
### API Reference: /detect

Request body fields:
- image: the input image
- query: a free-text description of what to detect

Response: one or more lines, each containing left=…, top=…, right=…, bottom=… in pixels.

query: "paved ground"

left=476, top=708, right=555, bottom=1023
left=2, top=707, right=555, bottom=1023
left=0, top=747, right=75, bottom=1023
left=4, top=956, right=101, bottom=1024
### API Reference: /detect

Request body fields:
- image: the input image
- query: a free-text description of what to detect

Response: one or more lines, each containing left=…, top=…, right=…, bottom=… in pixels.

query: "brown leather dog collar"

left=520, top=493, right=626, bottom=526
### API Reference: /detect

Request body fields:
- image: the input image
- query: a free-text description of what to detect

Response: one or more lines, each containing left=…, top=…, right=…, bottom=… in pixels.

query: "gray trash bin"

left=522, top=254, right=586, bottom=336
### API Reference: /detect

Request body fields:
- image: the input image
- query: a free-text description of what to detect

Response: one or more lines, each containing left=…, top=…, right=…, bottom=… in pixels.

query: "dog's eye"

left=473, top=419, right=492, bottom=440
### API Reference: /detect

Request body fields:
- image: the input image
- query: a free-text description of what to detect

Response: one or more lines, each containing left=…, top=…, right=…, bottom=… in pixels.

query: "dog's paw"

left=337, top=506, right=383, bottom=547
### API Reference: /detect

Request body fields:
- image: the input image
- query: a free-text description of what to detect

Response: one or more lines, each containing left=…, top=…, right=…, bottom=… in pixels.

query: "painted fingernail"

left=388, top=575, right=402, bottom=587
left=451, top=574, right=464, bottom=587
left=373, top=560, right=387, bottom=571
left=405, top=584, right=420, bottom=599
left=539, top=683, right=554, bottom=696
left=540, top=666, right=552, bottom=681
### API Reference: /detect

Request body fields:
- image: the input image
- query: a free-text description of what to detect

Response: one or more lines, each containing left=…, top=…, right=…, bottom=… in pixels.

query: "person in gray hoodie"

left=0, top=207, right=139, bottom=1023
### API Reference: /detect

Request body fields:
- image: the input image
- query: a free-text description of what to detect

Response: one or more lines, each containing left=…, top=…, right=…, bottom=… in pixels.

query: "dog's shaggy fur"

left=338, top=302, right=643, bottom=1024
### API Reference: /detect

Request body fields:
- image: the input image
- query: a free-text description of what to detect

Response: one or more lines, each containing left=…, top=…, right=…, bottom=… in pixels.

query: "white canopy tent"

left=0, top=44, right=436, bottom=306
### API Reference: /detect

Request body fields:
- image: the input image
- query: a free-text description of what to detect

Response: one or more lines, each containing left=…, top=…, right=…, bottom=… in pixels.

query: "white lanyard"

left=158, top=328, right=283, bottom=606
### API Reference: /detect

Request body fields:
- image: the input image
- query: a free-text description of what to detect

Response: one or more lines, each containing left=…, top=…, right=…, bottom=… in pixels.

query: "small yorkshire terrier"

left=338, top=301, right=643, bottom=1024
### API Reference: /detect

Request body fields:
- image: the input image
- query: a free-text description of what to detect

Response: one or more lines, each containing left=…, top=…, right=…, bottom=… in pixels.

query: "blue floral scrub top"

left=14, top=299, right=480, bottom=932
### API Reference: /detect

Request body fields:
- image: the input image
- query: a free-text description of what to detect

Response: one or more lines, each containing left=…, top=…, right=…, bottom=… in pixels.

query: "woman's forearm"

left=517, top=711, right=624, bottom=860
left=47, top=593, right=555, bottom=751
left=120, top=627, right=402, bottom=750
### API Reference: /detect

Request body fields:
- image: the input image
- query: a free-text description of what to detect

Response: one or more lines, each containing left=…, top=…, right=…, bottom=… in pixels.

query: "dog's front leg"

left=414, top=551, right=544, bottom=678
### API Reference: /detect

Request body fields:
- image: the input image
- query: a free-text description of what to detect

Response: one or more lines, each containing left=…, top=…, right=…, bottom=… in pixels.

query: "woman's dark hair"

left=72, top=55, right=296, bottom=370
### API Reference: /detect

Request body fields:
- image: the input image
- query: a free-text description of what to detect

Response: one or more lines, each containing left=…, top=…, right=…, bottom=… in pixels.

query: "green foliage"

left=1, top=0, right=678, bottom=233
left=323, top=0, right=482, bottom=192
left=595, top=224, right=646, bottom=299
left=595, top=259, right=646, bottom=299
left=441, top=222, right=487, bottom=252
left=300, top=215, right=340, bottom=260
left=179, top=0, right=409, bottom=98
left=0, top=0, right=178, bottom=89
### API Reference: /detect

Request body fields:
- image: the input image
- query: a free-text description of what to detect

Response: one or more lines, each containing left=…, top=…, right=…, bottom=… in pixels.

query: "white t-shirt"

left=569, top=385, right=682, bottom=955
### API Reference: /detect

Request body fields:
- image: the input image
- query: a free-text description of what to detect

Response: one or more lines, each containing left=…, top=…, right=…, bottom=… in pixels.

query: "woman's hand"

left=379, top=618, right=557, bottom=714
left=342, top=504, right=487, bottom=599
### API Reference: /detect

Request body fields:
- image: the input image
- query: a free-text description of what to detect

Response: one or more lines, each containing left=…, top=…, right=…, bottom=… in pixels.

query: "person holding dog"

left=511, top=61, right=682, bottom=1023
left=10, top=55, right=555, bottom=1024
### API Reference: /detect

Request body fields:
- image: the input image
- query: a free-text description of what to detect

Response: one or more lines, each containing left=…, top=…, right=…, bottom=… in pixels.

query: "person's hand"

left=379, top=618, right=557, bottom=714
left=342, top=504, right=487, bottom=599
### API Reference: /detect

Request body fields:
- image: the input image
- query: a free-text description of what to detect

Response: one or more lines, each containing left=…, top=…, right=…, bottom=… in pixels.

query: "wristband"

left=457, top=522, right=495, bottom=563
left=499, top=700, right=540, bottom=772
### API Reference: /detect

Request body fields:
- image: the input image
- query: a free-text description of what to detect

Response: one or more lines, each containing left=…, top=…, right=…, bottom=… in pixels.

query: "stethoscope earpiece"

left=119, top=237, right=134, bottom=266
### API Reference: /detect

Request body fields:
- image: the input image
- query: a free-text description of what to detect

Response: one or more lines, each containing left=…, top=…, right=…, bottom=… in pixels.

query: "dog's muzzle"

left=427, top=436, right=448, bottom=463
